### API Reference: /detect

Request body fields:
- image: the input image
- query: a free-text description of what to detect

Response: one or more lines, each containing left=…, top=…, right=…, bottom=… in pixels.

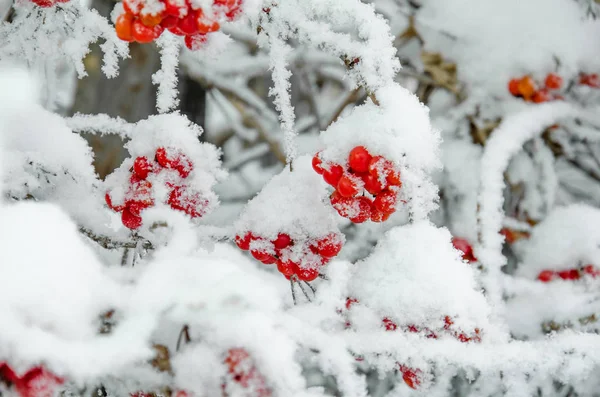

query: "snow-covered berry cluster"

left=236, top=230, right=343, bottom=282
left=234, top=155, right=344, bottom=282
left=312, top=146, right=402, bottom=223
left=537, top=264, right=600, bottom=282
left=30, top=0, right=69, bottom=8
left=222, top=348, right=271, bottom=397
left=105, top=146, right=211, bottom=229
left=0, top=363, right=64, bottom=397
left=115, top=0, right=242, bottom=50
left=508, top=73, right=565, bottom=103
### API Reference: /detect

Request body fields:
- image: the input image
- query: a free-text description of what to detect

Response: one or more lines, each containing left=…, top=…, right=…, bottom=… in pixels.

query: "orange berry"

left=140, top=12, right=163, bottom=27
left=532, top=89, right=552, bottom=103
left=517, top=76, right=536, bottom=101
left=115, top=13, right=134, bottom=42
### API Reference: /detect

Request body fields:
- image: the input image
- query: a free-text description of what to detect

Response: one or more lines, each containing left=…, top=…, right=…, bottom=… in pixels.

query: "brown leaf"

left=151, top=344, right=172, bottom=373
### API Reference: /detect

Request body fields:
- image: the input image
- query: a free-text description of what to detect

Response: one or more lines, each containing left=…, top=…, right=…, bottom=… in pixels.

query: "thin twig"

left=176, top=325, right=191, bottom=352
left=297, top=281, right=312, bottom=302
left=79, top=228, right=153, bottom=250
left=303, top=280, right=316, bottom=294
left=290, top=278, right=298, bottom=305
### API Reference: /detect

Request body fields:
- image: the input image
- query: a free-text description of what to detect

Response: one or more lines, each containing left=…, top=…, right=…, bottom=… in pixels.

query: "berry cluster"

left=106, top=146, right=210, bottom=229
left=537, top=265, right=600, bottom=282
left=235, top=231, right=343, bottom=282
left=0, top=363, right=64, bottom=397
left=223, top=348, right=271, bottom=397
left=451, top=237, right=477, bottom=263
left=398, top=365, right=422, bottom=390
left=579, top=73, right=600, bottom=88
left=508, top=73, right=564, bottom=103
left=343, top=299, right=481, bottom=342
left=115, top=0, right=242, bottom=50
left=31, top=0, right=68, bottom=8
left=312, top=146, right=402, bottom=223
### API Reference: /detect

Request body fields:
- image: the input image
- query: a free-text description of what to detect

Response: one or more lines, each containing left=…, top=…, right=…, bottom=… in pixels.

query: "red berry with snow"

left=235, top=232, right=254, bottom=250
left=337, top=174, right=360, bottom=197
left=373, top=190, right=397, bottom=214
left=322, top=163, right=344, bottom=187
left=168, top=185, right=209, bottom=218
left=348, top=146, right=372, bottom=173
left=296, top=266, right=319, bottom=282
left=133, top=156, right=153, bottom=179
left=544, top=73, right=563, bottom=90
left=315, top=233, right=343, bottom=257
left=122, top=208, right=143, bottom=229
left=312, top=153, right=324, bottom=174
left=452, top=237, right=477, bottom=263
left=537, top=270, right=555, bottom=282
left=273, top=233, right=292, bottom=250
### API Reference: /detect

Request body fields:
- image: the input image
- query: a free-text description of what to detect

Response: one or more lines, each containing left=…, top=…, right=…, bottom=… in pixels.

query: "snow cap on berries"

left=348, top=222, right=491, bottom=332
left=234, top=155, right=340, bottom=241
left=516, top=204, right=600, bottom=279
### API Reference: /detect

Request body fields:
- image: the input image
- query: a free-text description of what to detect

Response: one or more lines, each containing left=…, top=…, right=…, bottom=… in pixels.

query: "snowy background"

left=1, top=0, right=600, bottom=396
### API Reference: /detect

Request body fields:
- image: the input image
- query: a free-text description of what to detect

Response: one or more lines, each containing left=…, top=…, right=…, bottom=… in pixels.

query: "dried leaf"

left=151, top=344, right=172, bottom=373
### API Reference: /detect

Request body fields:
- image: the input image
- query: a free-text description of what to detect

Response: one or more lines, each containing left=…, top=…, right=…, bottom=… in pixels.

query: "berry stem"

left=302, top=280, right=316, bottom=294
left=290, top=278, right=297, bottom=305
left=176, top=325, right=191, bottom=352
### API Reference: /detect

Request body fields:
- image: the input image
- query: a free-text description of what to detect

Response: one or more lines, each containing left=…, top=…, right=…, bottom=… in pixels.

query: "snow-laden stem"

left=266, top=35, right=297, bottom=165
left=476, top=102, right=589, bottom=321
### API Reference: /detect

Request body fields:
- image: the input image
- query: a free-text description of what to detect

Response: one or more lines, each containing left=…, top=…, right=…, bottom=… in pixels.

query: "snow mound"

left=517, top=204, right=600, bottom=278
left=348, top=222, right=491, bottom=332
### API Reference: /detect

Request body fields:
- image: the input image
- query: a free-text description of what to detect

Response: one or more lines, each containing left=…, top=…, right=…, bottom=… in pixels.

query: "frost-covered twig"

left=80, top=227, right=153, bottom=250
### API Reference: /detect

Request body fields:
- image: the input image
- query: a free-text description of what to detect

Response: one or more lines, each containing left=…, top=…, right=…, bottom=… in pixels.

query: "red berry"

left=383, top=317, right=397, bottom=331
left=105, top=191, right=124, bottom=212
left=368, top=156, right=397, bottom=187
left=316, top=233, right=343, bottom=257
left=184, top=33, right=208, bottom=51
left=322, top=164, right=344, bottom=187
left=122, top=208, right=143, bottom=229
left=123, top=0, right=142, bottom=15
left=452, top=237, right=476, bottom=263
left=133, top=156, right=153, bottom=179
left=178, top=9, right=199, bottom=35
left=163, top=0, right=185, bottom=17
left=312, top=153, right=324, bottom=174
left=337, top=174, right=360, bottom=197
left=160, top=15, right=178, bottom=28
left=580, top=73, right=600, bottom=88
left=0, top=362, right=18, bottom=384
left=532, top=89, right=552, bottom=103
left=348, top=146, right=372, bottom=173
left=224, top=348, right=251, bottom=373
left=373, top=190, right=397, bottom=214
left=537, top=270, right=555, bottom=282
left=544, top=73, right=563, bottom=90
left=32, top=0, right=55, bottom=7
left=168, top=25, right=186, bottom=36
left=558, top=269, right=580, bottom=280
left=277, top=260, right=297, bottom=277
left=399, top=365, right=421, bottom=390
left=132, top=18, right=162, bottom=43
left=350, top=196, right=372, bottom=223
left=235, top=232, right=253, bottom=250
left=508, top=78, right=520, bottom=96
left=583, top=265, right=599, bottom=277
left=16, top=367, right=64, bottom=397
left=296, top=266, right=319, bottom=282
left=362, top=173, right=384, bottom=195
left=370, top=207, right=391, bottom=223
left=155, top=147, right=193, bottom=177
left=345, top=297, right=358, bottom=310
left=168, top=186, right=208, bottom=218
left=251, top=249, right=276, bottom=264
left=273, top=233, right=292, bottom=250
